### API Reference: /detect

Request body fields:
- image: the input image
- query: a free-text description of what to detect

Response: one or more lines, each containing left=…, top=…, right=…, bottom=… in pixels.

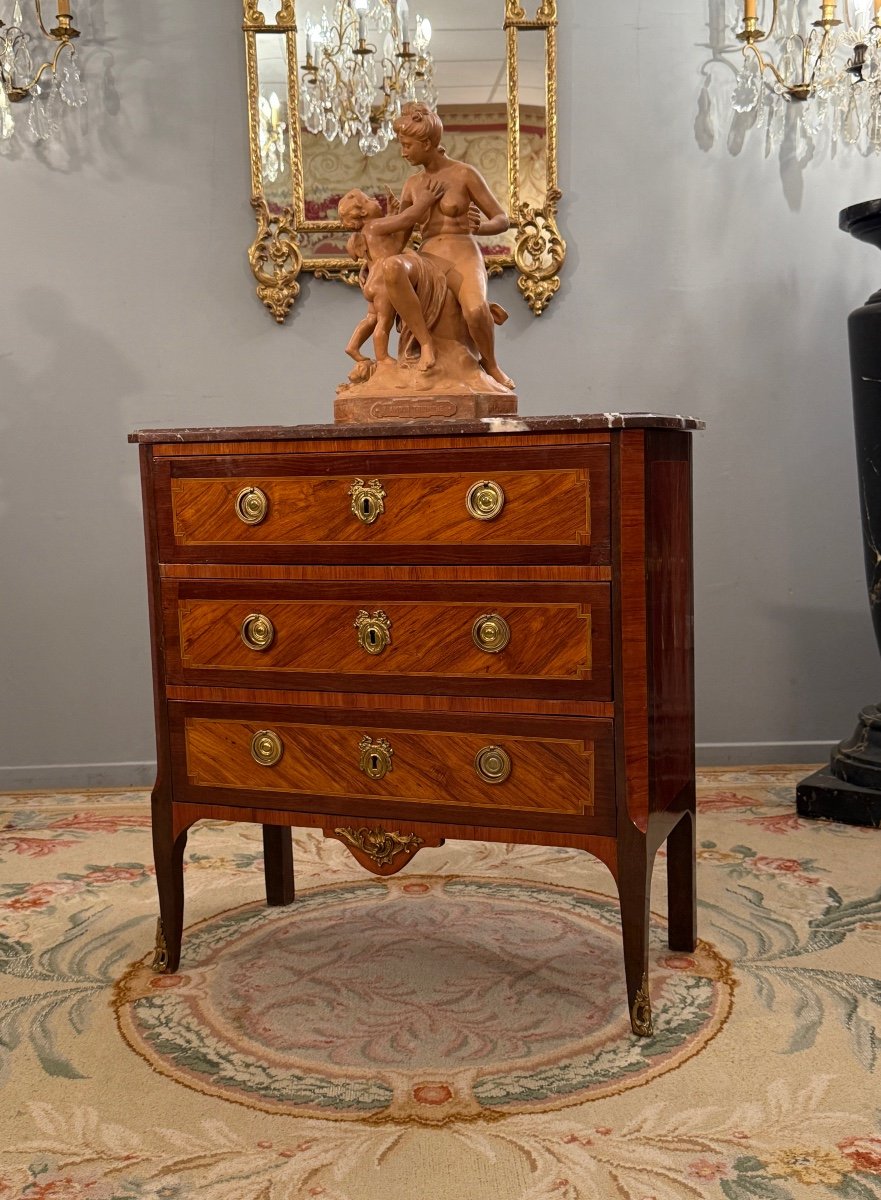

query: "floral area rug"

left=1, top=769, right=880, bottom=1199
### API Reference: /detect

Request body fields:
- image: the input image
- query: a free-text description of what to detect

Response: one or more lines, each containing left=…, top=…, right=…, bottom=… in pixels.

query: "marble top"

left=129, top=413, right=705, bottom=444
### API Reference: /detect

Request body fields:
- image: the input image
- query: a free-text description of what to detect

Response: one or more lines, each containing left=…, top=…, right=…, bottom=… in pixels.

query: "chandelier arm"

left=33, top=0, right=51, bottom=39
left=4, top=36, right=68, bottom=99
left=746, top=42, right=787, bottom=90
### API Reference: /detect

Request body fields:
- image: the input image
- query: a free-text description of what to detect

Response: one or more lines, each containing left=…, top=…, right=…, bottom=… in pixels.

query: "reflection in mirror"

left=256, top=34, right=291, bottom=196
left=243, top=0, right=563, bottom=319
left=295, top=3, right=519, bottom=265
left=517, top=29, right=547, bottom=213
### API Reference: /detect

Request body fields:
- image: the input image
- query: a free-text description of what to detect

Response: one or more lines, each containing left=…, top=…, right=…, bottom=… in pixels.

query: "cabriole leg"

left=151, top=794, right=189, bottom=974
left=618, top=839, right=654, bottom=1037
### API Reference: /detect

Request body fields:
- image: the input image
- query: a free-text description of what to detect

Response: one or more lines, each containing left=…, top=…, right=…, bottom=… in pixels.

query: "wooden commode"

left=130, top=413, right=702, bottom=1037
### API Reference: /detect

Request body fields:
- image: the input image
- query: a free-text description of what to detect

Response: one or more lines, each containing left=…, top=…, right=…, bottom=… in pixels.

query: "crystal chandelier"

left=0, top=0, right=85, bottom=144
left=300, top=0, right=436, bottom=156
left=730, top=0, right=881, bottom=153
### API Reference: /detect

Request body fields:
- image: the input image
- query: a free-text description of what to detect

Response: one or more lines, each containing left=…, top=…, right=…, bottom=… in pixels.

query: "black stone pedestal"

left=797, top=702, right=881, bottom=827
left=799, top=198, right=881, bottom=829
left=796, top=769, right=881, bottom=828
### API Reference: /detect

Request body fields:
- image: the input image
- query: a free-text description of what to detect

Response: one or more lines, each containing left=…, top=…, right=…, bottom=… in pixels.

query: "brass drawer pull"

left=355, top=609, right=391, bottom=655
left=241, top=613, right=275, bottom=651
left=235, top=486, right=269, bottom=525
left=251, top=729, right=283, bottom=767
left=359, top=735, right=393, bottom=780
left=473, top=612, right=511, bottom=653
left=349, top=478, right=385, bottom=525
left=466, top=479, right=505, bottom=521
left=475, top=745, right=512, bottom=784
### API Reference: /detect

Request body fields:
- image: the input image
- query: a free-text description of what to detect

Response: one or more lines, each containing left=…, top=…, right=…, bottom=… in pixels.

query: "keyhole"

left=369, top=628, right=377, bottom=646
left=362, top=498, right=371, bottom=517
left=371, top=754, right=379, bottom=772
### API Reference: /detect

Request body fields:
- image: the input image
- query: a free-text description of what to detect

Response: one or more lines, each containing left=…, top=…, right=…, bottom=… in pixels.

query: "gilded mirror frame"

left=242, top=0, right=564, bottom=323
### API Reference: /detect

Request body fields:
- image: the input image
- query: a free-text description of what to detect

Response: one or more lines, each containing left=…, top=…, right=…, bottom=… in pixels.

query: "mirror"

left=243, top=1, right=564, bottom=321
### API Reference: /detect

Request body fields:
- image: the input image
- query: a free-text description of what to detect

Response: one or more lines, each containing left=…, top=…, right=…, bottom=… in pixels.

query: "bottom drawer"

left=170, top=703, right=616, bottom=835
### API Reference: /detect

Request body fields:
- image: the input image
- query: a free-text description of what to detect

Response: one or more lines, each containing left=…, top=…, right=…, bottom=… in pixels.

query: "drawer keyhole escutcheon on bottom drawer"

left=250, top=729, right=283, bottom=767
left=349, top=478, right=386, bottom=525
left=235, top=486, right=269, bottom=525
left=475, top=744, right=512, bottom=784
left=466, top=479, right=505, bottom=520
left=241, top=613, right=275, bottom=651
left=473, top=612, right=511, bottom=653
left=359, top=735, right=394, bottom=780
left=355, top=609, right=392, bottom=655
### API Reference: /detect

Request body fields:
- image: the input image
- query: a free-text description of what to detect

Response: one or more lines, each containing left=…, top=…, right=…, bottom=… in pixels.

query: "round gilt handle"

left=241, top=613, right=275, bottom=651
left=473, top=613, right=511, bottom=654
left=235, top=486, right=269, bottom=525
left=349, top=478, right=386, bottom=525
left=466, top=479, right=505, bottom=521
left=251, top=729, right=283, bottom=767
left=359, top=735, right=394, bottom=780
left=475, top=745, right=512, bottom=784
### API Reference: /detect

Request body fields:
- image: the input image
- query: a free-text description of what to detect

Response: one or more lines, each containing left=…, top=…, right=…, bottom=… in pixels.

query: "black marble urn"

left=797, top=199, right=881, bottom=828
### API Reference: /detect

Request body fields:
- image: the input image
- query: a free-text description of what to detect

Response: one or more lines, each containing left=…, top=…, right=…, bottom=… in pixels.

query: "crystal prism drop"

left=45, top=78, right=61, bottom=134
left=868, top=103, right=881, bottom=150
left=13, top=35, right=32, bottom=85
left=842, top=90, right=861, bottom=142
left=12, top=0, right=22, bottom=26
left=732, top=63, right=761, bottom=113
left=323, top=108, right=339, bottom=140
left=0, top=80, right=14, bottom=140
left=28, top=87, right=50, bottom=139
left=59, top=50, right=87, bottom=107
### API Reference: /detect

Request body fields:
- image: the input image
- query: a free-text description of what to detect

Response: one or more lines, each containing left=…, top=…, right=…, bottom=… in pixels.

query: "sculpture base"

left=334, top=392, right=519, bottom=425
left=796, top=702, right=881, bottom=828
left=796, top=767, right=881, bottom=829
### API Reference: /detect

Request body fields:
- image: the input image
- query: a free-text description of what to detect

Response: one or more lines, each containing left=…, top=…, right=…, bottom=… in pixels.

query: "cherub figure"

left=338, top=178, right=447, bottom=379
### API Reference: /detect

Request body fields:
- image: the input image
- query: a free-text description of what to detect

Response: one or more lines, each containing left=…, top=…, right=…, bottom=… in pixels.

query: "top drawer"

left=155, top=446, right=611, bottom=565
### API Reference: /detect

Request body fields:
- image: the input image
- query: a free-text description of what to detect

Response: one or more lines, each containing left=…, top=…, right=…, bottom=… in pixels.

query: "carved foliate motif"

left=275, top=0, right=295, bottom=26
left=513, top=191, right=566, bottom=315
left=243, top=1, right=265, bottom=26
left=249, top=196, right=303, bottom=323
left=335, top=826, right=423, bottom=868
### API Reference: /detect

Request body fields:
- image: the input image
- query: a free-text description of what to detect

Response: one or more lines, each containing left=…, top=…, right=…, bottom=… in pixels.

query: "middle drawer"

left=162, top=580, right=612, bottom=702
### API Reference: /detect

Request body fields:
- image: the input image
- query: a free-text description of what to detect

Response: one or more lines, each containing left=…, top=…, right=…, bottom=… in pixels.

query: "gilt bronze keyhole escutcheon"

left=359, top=735, right=394, bottom=780
left=355, top=610, right=392, bottom=655
left=349, top=478, right=386, bottom=525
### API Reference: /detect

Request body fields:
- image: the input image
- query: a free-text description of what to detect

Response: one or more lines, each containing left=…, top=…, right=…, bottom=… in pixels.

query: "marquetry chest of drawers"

left=130, top=413, right=702, bottom=1037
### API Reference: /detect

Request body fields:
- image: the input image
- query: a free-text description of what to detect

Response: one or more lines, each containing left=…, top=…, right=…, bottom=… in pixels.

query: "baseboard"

left=695, top=741, right=833, bottom=767
left=0, top=744, right=834, bottom=791
left=0, top=761, right=157, bottom=791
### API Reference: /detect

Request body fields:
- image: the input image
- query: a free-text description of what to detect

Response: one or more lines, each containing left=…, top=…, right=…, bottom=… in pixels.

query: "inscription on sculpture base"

left=334, top=391, right=519, bottom=424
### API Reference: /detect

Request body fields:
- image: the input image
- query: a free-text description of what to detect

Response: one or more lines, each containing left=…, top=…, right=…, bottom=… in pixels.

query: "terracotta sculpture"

left=335, top=102, right=518, bottom=423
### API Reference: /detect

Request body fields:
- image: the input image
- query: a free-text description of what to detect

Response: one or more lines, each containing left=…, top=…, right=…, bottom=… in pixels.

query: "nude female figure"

left=392, top=102, right=515, bottom=391
left=338, top=180, right=446, bottom=374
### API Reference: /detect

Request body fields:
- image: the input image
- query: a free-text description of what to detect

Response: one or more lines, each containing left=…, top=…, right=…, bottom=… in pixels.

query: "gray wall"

left=1, top=0, right=879, bottom=788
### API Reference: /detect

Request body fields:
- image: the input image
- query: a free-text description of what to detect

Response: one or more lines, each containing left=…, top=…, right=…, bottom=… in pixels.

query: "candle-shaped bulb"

left=398, top=0, right=409, bottom=42
left=57, top=0, right=71, bottom=16
left=743, top=0, right=757, bottom=21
